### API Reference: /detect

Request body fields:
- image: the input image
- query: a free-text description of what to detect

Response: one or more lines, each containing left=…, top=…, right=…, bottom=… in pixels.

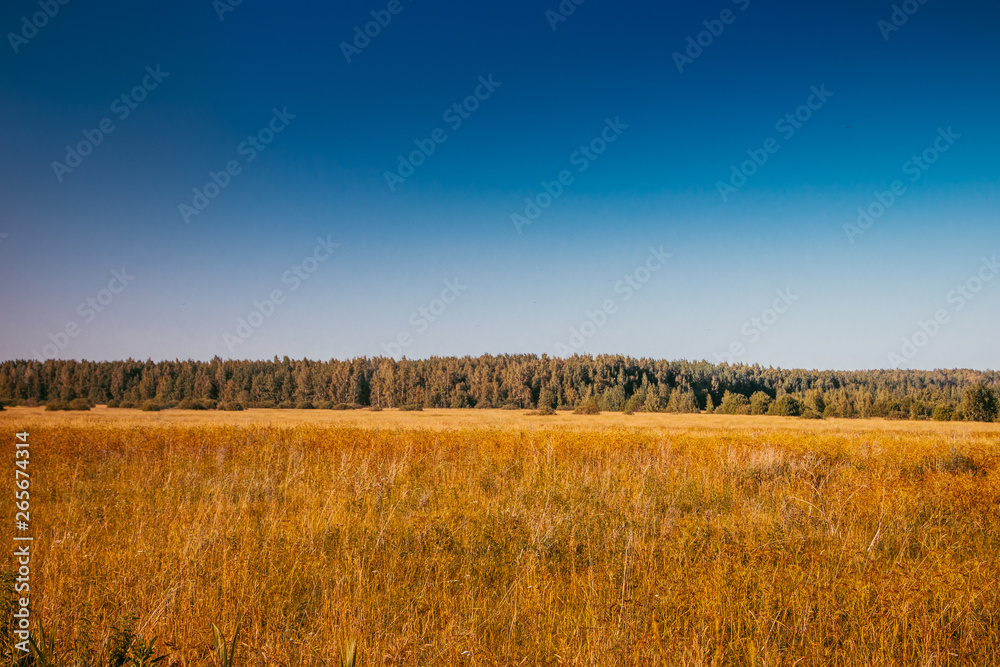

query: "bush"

left=176, top=398, right=215, bottom=410
left=45, top=402, right=68, bottom=411
left=278, top=401, right=295, bottom=409
left=932, top=404, right=953, bottom=421
left=369, top=405, right=383, bottom=412
left=106, top=399, right=120, bottom=408
left=666, top=387, right=700, bottom=413
left=537, top=388, right=557, bottom=411
left=330, top=403, right=351, bottom=410
left=769, top=395, right=803, bottom=417
left=573, top=398, right=600, bottom=415
left=220, top=402, right=245, bottom=411
left=718, top=391, right=751, bottom=415
left=140, top=400, right=163, bottom=412
left=316, top=401, right=334, bottom=410
left=296, top=401, right=316, bottom=410
left=623, top=395, right=642, bottom=415
left=528, top=405, right=557, bottom=416
left=119, top=401, right=135, bottom=409
left=399, top=403, right=424, bottom=411
left=961, top=383, right=999, bottom=422
left=750, top=391, right=772, bottom=415
left=68, top=398, right=91, bottom=411
left=800, top=408, right=823, bottom=420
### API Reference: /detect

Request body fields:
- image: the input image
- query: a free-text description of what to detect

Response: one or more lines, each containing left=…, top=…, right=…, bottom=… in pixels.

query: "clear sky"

left=1, top=0, right=998, bottom=370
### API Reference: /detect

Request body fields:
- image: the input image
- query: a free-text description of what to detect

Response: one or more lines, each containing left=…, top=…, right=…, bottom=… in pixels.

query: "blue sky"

left=1, top=0, right=998, bottom=370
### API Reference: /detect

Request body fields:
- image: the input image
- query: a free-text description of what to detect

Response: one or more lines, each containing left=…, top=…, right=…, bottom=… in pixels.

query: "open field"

left=3, top=410, right=1000, bottom=665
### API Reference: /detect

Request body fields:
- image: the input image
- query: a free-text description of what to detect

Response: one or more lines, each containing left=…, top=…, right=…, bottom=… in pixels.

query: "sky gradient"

left=1, top=0, right=998, bottom=370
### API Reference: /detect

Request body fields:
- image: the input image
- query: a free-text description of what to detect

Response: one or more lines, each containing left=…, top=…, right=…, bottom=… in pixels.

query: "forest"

left=0, top=355, right=997, bottom=421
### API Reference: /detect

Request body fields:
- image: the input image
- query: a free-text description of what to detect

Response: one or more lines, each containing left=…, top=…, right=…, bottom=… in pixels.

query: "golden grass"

left=2, top=409, right=999, bottom=665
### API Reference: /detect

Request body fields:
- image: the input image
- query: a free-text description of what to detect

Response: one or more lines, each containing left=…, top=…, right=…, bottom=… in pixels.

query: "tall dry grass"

left=2, top=412, right=999, bottom=665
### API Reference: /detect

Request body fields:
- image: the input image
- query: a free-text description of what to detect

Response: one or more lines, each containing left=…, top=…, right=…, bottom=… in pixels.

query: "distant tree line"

left=0, top=355, right=998, bottom=421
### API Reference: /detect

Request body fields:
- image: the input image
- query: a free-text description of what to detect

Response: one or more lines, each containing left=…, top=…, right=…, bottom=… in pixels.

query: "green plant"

left=399, top=403, right=423, bottom=411
left=212, top=622, right=240, bottom=667
left=28, top=617, right=59, bottom=667
left=340, top=639, right=357, bottom=667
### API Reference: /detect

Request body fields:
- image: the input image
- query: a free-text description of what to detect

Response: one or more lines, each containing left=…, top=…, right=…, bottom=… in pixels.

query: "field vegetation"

left=2, top=409, right=999, bottom=665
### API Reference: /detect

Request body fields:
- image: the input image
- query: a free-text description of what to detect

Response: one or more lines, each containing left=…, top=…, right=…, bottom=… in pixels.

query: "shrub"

left=106, top=399, right=120, bottom=408
left=45, top=402, right=68, bottom=411
left=399, top=403, right=424, bottom=411
left=68, top=398, right=92, bottom=411
left=119, top=401, right=135, bottom=409
left=140, top=401, right=163, bottom=412
left=718, top=391, right=751, bottom=415
left=527, top=405, right=556, bottom=416
left=296, top=401, right=316, bottom=410
left=800, top=408, right=823, bottom=420
left=750, top=391, right=772, bottom=415
left=537, top=388, right=557, bottom=411
left=220, top=402, right=245, bottom=411
left=961, top=383, right=999, bottom=422
left=932, top=404, right=953, bottom=421
left=177, top=398, right=214, bottom=410
left=316, top=401, right=334, bottom=410
left=769, top=395, right=803, bottom=417
left=369, top=405, right=384, bottom=412
left=623, top=395, right=642, bottom=415
left=278, top=401, right=295, bottom=409
left=573, top=398, right=600, bottom=415
left=666, top=387, right=700, bottom=413
left=331, top=403, right=351, bottom=410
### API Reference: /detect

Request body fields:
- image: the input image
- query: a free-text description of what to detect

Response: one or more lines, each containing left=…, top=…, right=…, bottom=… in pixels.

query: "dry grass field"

left=2, top=408, right=1000, bottom=666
